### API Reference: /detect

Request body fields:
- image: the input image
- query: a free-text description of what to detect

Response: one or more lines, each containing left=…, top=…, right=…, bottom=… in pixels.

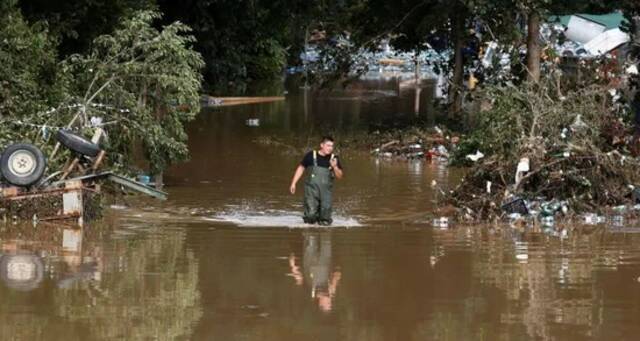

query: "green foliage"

left=452, top=84, right=535, bottom=164
left=453, top=63, right=625, bottom=165
left=19, top=0, right=154, bottom=56
left=0, top=4, right=67, bottom=147
left=61, top=10, right=205, bottom=173
left=246, top=38, right=287, bottom=80
left=349, top=0, right=450, bottom=52
left=156, top=0, right=322, bottom=90
left=18, top=0, right=314, bottom=91
left=0, top=7, right=204, bottom=175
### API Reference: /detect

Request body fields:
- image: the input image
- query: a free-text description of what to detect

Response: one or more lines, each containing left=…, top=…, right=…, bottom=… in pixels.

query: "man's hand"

left=290, top=165, right=305, bottom=194
left=331, top=157, right=343, bottom=180
left=330, top=157, right=339, bottom=169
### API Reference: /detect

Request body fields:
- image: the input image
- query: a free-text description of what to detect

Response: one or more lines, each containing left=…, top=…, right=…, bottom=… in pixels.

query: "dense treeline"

left=2, top=0, right=640, bottom=175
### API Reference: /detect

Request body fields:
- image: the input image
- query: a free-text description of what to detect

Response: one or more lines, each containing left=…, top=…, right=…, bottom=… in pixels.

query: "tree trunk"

left=414, top=87, right=421, bottom=115
left=415, top=55, right=421, bottom=115
left=449, top=6, right=465, bottom=118
left=526, top=11, right=541, bottom=82
left=630, top=15, right=640, bottom=56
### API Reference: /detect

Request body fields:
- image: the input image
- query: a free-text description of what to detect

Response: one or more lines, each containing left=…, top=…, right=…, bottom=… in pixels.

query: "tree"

left=0, top=0, right=66, bottom=146
left=60, top=10, right=205, bottom=174
left=156, top=0, right=324, bottom=91
left=0, top=7, right=205, bottom=175
left=450, top=1, right=471, bottom=116
left=18, top=0, right=153, bottom=56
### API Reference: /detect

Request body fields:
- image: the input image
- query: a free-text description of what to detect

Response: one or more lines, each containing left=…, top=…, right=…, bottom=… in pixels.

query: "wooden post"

left=155, top=172, right=164, bottom=190
left=63, top=180, right=84, bottom=227
left=92, top=150, right=106, bottom=171
left=60, top=158, right=80, bottom=180
left=526, top=11, right=541, bottom=83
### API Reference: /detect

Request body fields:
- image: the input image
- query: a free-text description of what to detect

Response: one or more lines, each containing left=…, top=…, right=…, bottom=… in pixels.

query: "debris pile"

left=368, top=127, right=460, bottom=161
left=0, top=128, right=167, bottom=226
left=0, top=181, right=103, bottom=223
left=447, top=75, right=640, bottom=222
left=546, top=13, right=629, bottom=58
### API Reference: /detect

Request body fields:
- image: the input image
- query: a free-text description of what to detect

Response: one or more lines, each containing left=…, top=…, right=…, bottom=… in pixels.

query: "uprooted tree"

left=0, top=7, right=204, bottom=176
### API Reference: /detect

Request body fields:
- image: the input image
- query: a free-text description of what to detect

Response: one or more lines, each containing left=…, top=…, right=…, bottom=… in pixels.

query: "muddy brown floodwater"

left=2, top=77, right=640, bottom=340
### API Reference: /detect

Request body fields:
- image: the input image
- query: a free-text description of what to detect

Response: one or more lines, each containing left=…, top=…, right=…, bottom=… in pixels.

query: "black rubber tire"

left=56, top=130, right=101, bottom=157
left=0, top=254, right=45, bottom=291
left=0, top=143, right=47, bottom=187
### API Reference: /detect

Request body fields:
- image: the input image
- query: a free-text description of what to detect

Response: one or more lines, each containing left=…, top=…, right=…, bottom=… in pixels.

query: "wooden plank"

left=398, top=78, right=432, bottom=89
left=0, top=185, right=95, bottom=202
left=202, top=96, right=285, bottom=107
left=379, top=58, right=406, bottom=66
left=106, top=174, right=168, bottom=200
left=60, top=157, right=80, bottom=181
left=92, top=150, right=107, bottom=171
left=39, top=213, right=81, bottom=221
left=65, top=180, right=83, bottom=190
left=1, top=187, right=20, bottom=198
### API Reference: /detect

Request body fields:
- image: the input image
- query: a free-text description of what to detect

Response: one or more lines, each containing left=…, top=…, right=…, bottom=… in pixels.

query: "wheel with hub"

left=0, top=143, right=47, bottom=187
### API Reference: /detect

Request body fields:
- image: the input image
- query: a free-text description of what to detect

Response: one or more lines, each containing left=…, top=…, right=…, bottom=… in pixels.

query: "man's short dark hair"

left=321, top=136, right=334, bottom=143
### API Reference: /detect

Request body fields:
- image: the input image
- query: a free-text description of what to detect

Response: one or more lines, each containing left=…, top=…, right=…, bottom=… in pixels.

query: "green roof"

left=548, top=15, right=571, bottom=27
left=548, top=12, right=627, bottom=30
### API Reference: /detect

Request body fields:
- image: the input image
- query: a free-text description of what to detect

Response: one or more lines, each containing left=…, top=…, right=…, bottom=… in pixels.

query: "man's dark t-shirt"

left=300, top=151, right=343, bottom=169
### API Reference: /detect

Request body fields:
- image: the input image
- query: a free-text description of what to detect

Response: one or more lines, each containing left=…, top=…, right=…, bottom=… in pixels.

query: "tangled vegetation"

left=448, top=68, right=640, bottom=220
left=0, top=6, right=204, bottom=175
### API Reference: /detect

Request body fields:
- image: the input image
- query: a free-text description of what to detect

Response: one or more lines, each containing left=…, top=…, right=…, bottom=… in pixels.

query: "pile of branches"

left=448, top=73, right=640, bottom=221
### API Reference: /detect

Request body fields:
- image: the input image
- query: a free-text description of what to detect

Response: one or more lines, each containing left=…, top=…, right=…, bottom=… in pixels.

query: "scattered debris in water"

left=432, top=217, right=449, bottom=229
left=466, top=151, right=484, bottom=162
left=246, top=118, right=261, bottom=127
left=202, top=96, right=285, bottom=107
left=541, top=216, right=555, bottom=227
left=368, top=126, right=460, bottom=161
left=612, top=215, right=625, bottom=227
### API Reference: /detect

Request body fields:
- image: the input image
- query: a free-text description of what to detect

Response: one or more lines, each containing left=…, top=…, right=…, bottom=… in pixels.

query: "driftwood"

left=379, top=140, right=400, bottom=151
left=202, top=96, right=285, bottom=107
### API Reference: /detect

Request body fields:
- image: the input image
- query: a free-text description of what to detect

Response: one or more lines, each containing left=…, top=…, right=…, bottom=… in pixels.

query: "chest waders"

left=303, top=151, right=335, bottom=225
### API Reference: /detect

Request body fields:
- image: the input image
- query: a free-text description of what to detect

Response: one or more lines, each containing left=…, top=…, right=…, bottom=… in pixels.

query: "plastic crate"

left=501, top=198, right=529, bottom=215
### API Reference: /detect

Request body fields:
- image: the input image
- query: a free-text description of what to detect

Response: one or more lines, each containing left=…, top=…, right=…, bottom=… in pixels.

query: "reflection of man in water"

left=289, top=136, right=344, bottom=225
left=288, top=233, right=341, bottom=312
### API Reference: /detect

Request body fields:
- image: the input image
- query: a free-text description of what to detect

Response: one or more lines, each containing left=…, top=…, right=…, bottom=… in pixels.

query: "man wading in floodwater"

left=290, top=136, right=344, bottom=225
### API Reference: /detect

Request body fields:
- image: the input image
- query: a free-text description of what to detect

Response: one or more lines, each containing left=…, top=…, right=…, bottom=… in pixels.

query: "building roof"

left=549, top=12, right=627, bottom=30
